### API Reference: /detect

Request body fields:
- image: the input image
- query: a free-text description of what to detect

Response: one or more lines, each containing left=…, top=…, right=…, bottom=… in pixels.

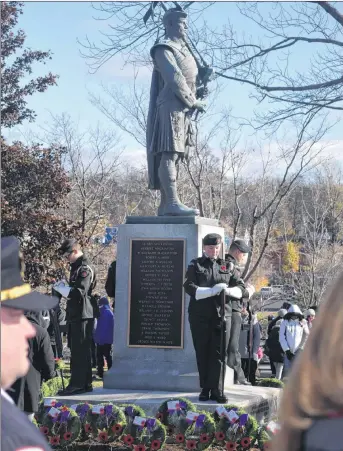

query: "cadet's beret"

left=233, top=239, right=251, bottom=253
left=58, top=238, right=77, bottom=256
left=203, top=233, right=222, bottom=246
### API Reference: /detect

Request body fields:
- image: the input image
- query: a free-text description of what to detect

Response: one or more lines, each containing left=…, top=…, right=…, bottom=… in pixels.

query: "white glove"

left=53, top=281, right=71, bottom=299
left=246, top=284, right=255, bottom=298
left=224, top=286, right=243, bottom=299
left=195, top=283, right=227, bottom=300
left=253, top=353, right=258, bottom=361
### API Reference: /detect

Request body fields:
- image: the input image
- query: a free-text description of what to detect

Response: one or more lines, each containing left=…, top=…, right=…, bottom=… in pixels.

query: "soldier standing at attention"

left=184, top=233, right=251, bottom=403
left=53, top=239, right=97, bottom=395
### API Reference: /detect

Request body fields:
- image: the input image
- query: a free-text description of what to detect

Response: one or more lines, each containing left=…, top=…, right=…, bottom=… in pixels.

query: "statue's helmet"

left=162, top=8, right=188, bottom=28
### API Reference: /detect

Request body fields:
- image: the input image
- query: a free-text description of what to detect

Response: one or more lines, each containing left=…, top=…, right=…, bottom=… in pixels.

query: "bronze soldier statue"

left=146, top=8, right=209, bottom=216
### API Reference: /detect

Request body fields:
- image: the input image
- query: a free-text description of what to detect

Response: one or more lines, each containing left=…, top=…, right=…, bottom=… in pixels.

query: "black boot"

left=210, top=389, right=228, bottom=404
left=199, top=388, right=210, bottom=401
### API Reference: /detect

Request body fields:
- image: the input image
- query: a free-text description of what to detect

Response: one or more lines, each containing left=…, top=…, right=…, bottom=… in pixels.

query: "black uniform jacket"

left=67, top=254, right=96, bottom=322
left=184, top=255, right=248, bottom=319
left=225, top=253, right=249, bottom=312
left=9, top=313, right=56, bottom=413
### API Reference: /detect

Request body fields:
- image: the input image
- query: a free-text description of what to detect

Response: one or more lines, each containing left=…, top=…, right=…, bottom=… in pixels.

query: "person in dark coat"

left=266, top=319, right=284, bottom=380
left=105, top=260, right=116, bottom=299
left=184, top=233, right=253, bottom=403
left=225, top=239, right=255, bottom=384
left=9, top=311, right=56, bottom=418
left=267, top=308, right=287, bottom=377
left=54, top=238, right=97, bottom=395
left=239, top=309, right=261, bottom=385
left=93, top=296, right=114, bottom=378
left=47, top=301, right=66, bottom=358
left=1, top=236, right=58, bottom=451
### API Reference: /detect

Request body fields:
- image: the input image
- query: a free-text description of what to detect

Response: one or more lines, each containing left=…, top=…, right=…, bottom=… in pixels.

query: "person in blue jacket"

left=93, top=297, right=114, bottom=378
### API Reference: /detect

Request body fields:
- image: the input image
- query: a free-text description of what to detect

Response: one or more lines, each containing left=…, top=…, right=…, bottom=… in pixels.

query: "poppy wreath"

left=71, top=402, right=93, bottom=442
left=184, top=411, right=215, bottom=451
left=256, top=422, right=278, bottom=450
left=88, top=403, right=126, bottom=443
left=39, top=405, right=81, bottom=448
left=36, top=399, right=65, bottom=426
left=121, top=418, right=166, bottom=451
left=214, top=405, right=258, bottom=446
left=156, top=397, right=197, bottom=439
left=119, top=404, right=147, bottom=438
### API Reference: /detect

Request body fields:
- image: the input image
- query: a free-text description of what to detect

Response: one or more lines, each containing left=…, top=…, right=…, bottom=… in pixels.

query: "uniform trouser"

left=227, top=312, right=246, bottom=382
left=189, top=314, right=230, bottom=389
left=270, top=360, right=276, bottom=375
left=69, top=319, right=94, bottom=388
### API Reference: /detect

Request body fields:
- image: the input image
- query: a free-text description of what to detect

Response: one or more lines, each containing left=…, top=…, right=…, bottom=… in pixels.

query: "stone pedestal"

left=104, top=216, right=234, bottom=392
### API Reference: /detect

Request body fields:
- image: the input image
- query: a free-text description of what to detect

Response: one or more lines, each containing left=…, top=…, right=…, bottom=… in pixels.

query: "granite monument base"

left=104, top=216, right=234, bottom=391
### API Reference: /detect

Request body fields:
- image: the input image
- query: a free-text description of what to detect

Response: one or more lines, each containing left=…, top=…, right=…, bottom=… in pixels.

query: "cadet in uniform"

left=54, top=239, right=97, bottom=395
left=1, top=236, right=57, bottom=451
left=225, top=239, right=255, bottom=384
left=184, top=233, right=250, bottom=403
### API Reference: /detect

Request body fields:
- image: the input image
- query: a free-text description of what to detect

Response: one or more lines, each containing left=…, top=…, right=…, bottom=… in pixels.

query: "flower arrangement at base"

left=184, top=411, right=215, bottom=450
left=69, top=402, right=93, bottom=442
left=214, top=405, right=258, bottom=448
left=256, top=378, right=284, bottom=389
left=120, top=417, right=166, bottom=451
left=36, top=399, right=64, bottom=425
left=256, top=419, right=280, bottom=450
left=39, top=405, right=81, bottom=448
left=156, top=397, right=197, bottom=439
left=119, top=404, right=147, bottom=438
left=88, top=403, right=126, bottom=443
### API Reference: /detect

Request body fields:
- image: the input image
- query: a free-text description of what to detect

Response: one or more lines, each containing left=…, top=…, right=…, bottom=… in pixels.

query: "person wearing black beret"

left=184, top=233, right=253, bottom=403
left=225, top=239, right=255, bottom=385
left=53, top=238, right=97, bottom=395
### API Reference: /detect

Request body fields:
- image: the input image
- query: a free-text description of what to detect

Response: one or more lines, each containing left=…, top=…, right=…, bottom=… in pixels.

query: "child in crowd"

left=93, top=297, right=114, bottom=379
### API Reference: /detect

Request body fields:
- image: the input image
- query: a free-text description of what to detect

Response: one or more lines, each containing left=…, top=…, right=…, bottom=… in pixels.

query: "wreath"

left=39, top=405, right=81, bottom=448
left=156, top=397, right=196, bottom=437
left=119, top=404, right=147, bottom=438
left=69, top=402, right=93, bottom=441
left=256, top=419, right=280, bottom=451
left=120, top=416, right=166, bottom=451
left=214, top=405, right=258, bottom=448
left=88, top=402, right=126, bottom=443
left=36, top=399, right=65, bottom=425
left=183, top=410, right=215, bottom=450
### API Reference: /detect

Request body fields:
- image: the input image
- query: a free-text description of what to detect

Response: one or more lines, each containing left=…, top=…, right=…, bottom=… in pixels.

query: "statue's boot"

left=157, top=189, right=166, bottom=216
left=158, top=153, right=199, bottom=217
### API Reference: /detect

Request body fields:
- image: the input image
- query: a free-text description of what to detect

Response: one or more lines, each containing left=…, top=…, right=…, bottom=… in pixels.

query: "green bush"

left=41, top=376, right=70, bottom=399
left=256, top=378, right=284, bottom=388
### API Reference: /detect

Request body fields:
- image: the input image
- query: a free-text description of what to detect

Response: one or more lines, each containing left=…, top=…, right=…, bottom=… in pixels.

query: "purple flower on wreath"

left=125, top=406, right=134, bottom=417
left=239, top=414, right=248, bottom=427
left=78, top=404, right=90, bottom=421
left=104, top=404, right=113, bottom=418
left=195, top=414, right=206, bottom=428
left=146, top=418, right=156, bottom=432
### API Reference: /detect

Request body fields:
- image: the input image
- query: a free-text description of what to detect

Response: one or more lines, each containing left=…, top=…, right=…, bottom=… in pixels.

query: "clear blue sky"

left=5, top=1, right=342, bottom=156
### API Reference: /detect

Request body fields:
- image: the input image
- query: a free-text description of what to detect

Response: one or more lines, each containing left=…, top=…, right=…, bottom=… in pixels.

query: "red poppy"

left=201, top=433, right=211, bottom=443
left=50, top=436, right=60, bottom=445
left=186, top=440, right=197, bottom=450
left=51, top=401, right=56, bottom=407
left=84, top=423, right=92, bottom=433
left=112, top=423, right=123, bottom=434
left=226, top=442, right=237, bottom=451
left=221, top=265, right=227, bottom=271
left=176, top=433, right=185, bottom=443
left=151, top=440, right=161, bottom=450
left=215, top=431, right=225, bottom=441
left=62, top=406, right=68, bottom=412
left=156, top=412, right=163, bottom=420
left=123, top=434, right=135, bottom=445
left=63, top=432, right=72, bottom=441
left=100, top=407, right=105, bottom=414
left=40, top=426, right=49, bottom=436
left=134, top=446, right=146, bottom=451
left=241, top=437, right=251, bottom=448
left=98, top=431, right=108, bottom=442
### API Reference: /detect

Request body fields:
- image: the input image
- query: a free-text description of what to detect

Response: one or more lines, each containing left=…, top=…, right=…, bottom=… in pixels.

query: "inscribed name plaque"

left=128, top=239, right=185, bottom=348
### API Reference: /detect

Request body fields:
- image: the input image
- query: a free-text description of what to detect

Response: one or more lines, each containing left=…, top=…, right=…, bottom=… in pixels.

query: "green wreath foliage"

left=40, top=376, right=70, bottom=399
left=184, top=410, right=215, bottom=451
left=156, top=397, right=197, bottom=436
left=39, top=406, right=80, bottom=448
left=88, top=402, right=126, bottom=443
left=256, top=378, right=284, bottom=388
left=70, top=402, right=93, bottom=442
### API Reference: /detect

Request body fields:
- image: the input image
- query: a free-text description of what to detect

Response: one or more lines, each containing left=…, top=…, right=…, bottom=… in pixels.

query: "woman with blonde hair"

left=273, top=273, right=343, bottom=451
